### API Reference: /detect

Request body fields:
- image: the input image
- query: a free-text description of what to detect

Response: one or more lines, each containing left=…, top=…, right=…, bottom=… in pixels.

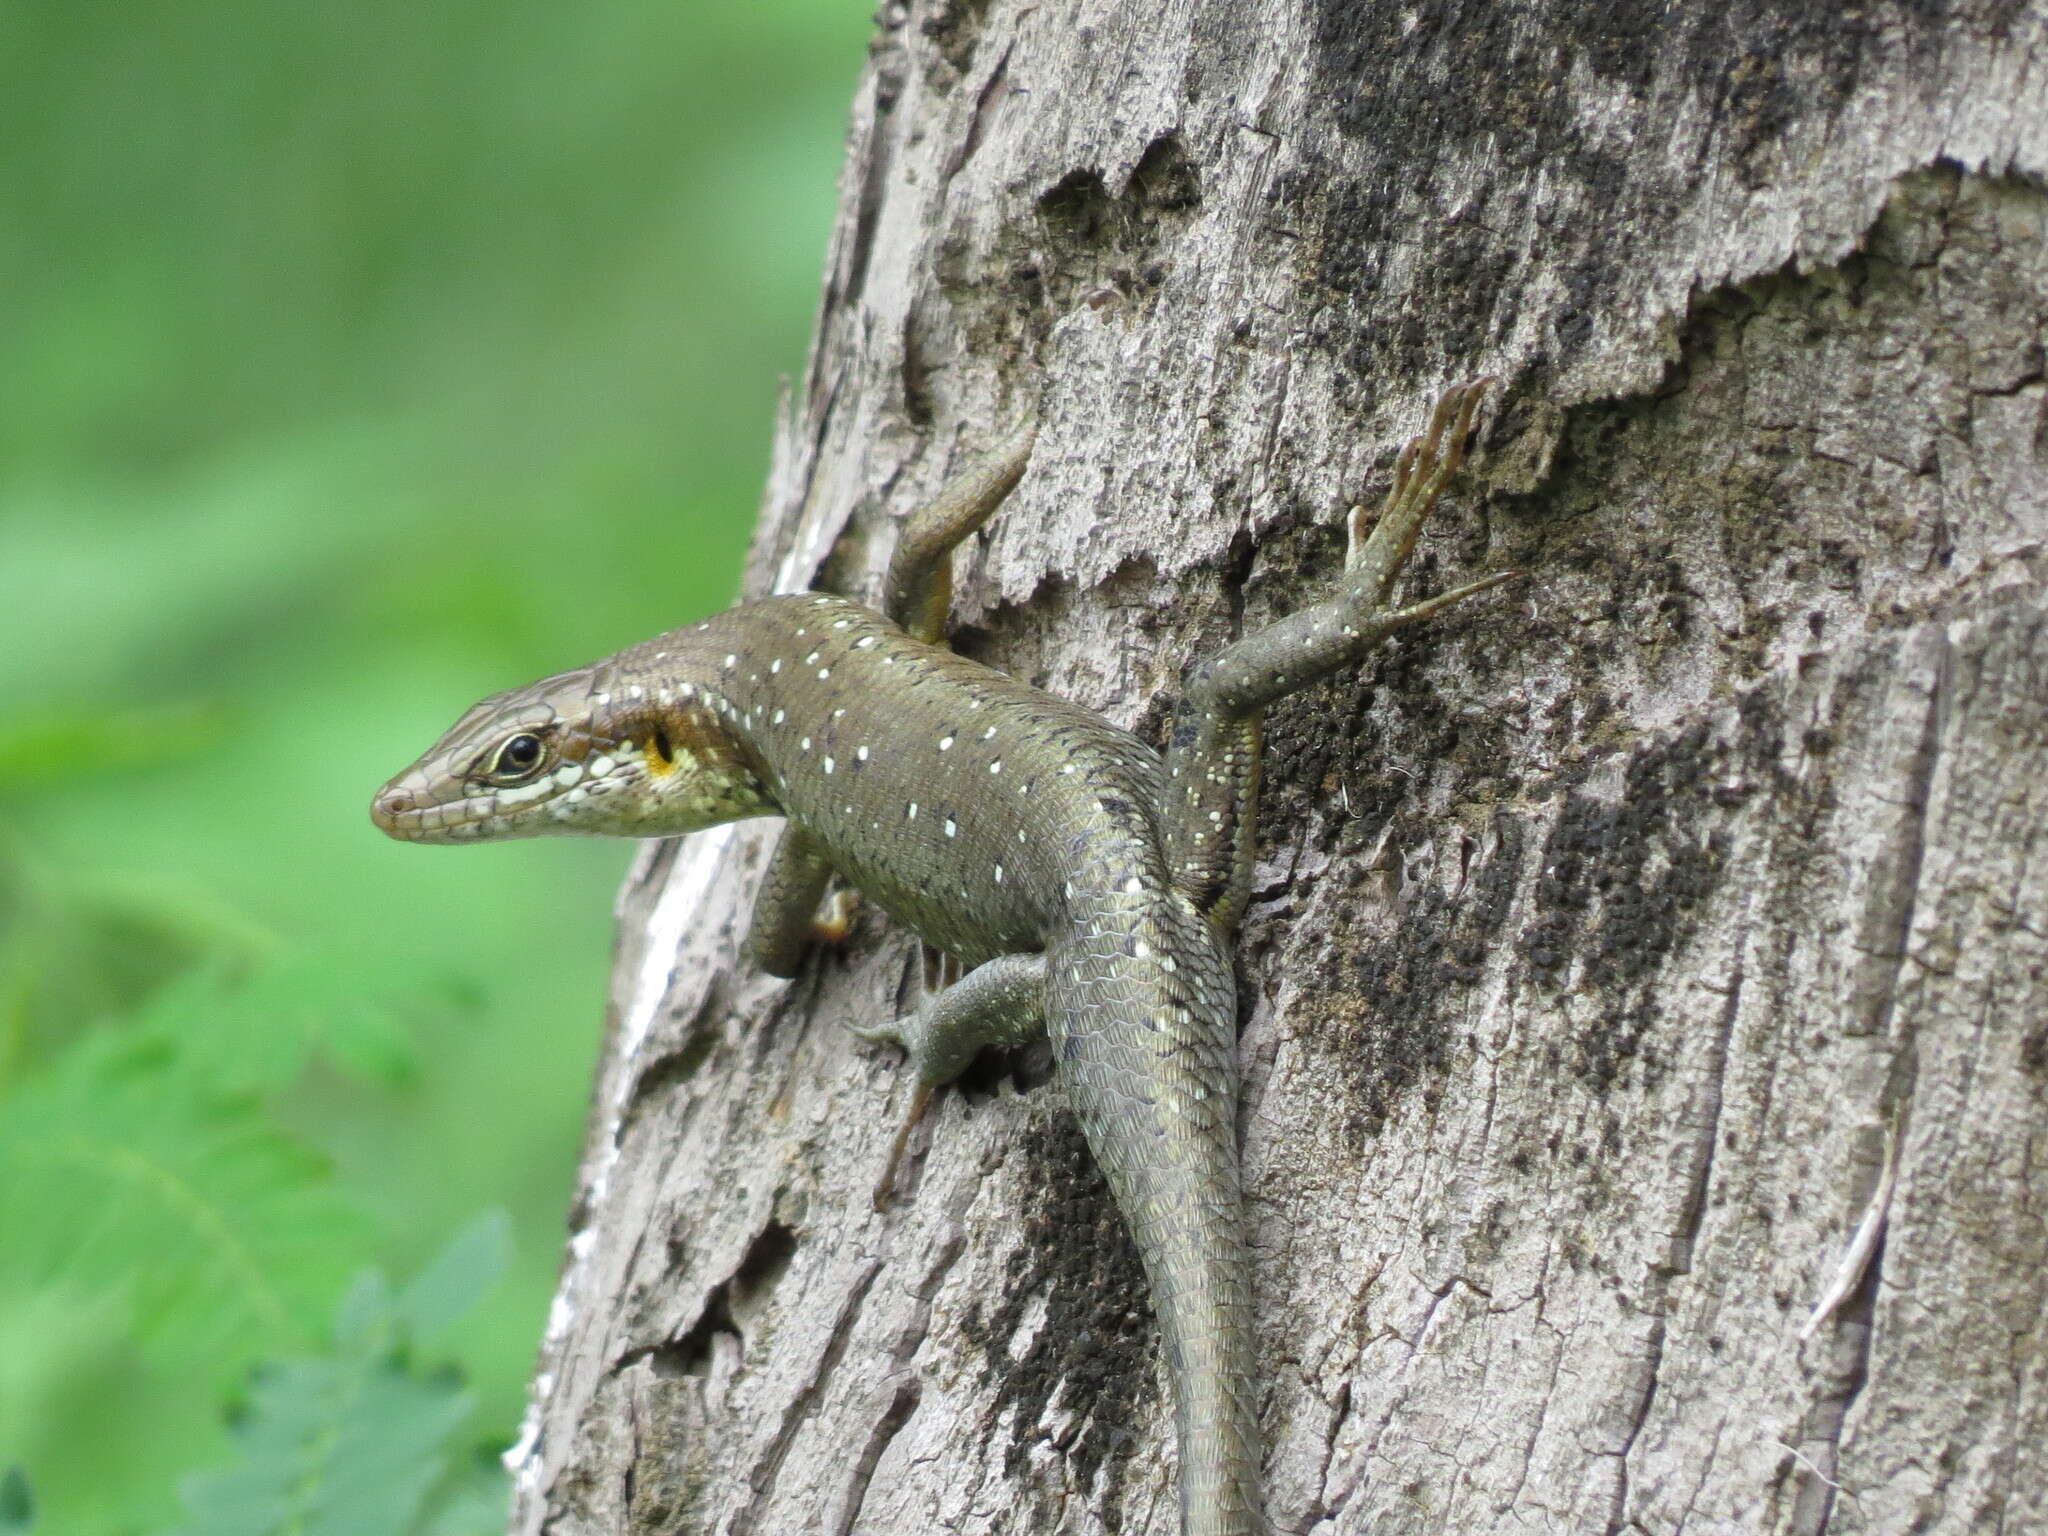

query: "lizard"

left=372, top=379, right=1513, bottom=1536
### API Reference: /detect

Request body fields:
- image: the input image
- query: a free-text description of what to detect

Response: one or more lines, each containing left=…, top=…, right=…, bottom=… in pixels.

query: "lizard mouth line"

left=371, top=784, right=503, bottom=842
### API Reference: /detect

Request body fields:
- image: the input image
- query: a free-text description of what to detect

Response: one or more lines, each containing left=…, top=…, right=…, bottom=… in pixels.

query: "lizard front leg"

left=743, top=418, right=1039, bottom=971
left=744, top=828, right=857, bottom=977
left=882, top=414, right=1038, bottom=644
left=1162, top=379, right=1516, bottom=930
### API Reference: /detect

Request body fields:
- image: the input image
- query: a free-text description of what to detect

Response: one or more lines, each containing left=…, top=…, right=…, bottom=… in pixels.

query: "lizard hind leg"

left=1163, top=378, right=1515, bottom=930
left=849, top=952, right=1047, bottom=1207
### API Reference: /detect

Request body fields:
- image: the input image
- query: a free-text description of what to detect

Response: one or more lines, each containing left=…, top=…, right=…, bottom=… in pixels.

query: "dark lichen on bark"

left=957, top=1114, right=1157, bottom=1532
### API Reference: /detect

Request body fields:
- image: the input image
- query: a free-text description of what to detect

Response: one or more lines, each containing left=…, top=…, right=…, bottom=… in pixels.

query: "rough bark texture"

left=508, top=3, right=2048, bottom=1532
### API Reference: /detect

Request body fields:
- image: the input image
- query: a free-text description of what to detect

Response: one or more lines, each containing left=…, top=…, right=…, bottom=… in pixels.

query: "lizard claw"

left=872, top=1082, right=935, bottom=1212
left=1347, top=376, right=1495, bottom=577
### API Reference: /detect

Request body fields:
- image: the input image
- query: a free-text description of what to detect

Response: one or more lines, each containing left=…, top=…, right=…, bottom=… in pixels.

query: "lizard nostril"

left=373, top=787, right=415, bottom=822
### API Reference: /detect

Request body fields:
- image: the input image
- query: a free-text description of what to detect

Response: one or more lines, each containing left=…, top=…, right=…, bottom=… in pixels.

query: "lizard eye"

left=488, top=732, right=547, bottom=782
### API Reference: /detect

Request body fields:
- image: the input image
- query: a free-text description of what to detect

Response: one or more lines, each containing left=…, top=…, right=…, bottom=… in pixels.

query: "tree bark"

left=508, top=3, right=2048, bottom=1532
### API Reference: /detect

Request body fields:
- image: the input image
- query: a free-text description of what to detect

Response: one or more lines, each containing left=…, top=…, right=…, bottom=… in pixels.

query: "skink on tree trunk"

left=373, top=380, right=1512, bottom=1536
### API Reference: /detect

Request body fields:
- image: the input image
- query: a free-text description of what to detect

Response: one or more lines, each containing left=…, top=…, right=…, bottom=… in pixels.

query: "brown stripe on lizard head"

left=371, top=664, right=774, bottom=844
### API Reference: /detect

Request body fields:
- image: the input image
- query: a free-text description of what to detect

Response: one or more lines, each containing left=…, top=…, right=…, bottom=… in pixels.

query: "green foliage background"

left=0, top=2, right=869, bottom=1529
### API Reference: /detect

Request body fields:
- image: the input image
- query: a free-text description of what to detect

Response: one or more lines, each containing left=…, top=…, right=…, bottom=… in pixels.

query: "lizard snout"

left=370, top=780, right=421, bottom=836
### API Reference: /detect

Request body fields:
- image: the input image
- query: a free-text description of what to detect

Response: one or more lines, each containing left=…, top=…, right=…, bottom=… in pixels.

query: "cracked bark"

left=509, top=3, right=2048, bottom=1533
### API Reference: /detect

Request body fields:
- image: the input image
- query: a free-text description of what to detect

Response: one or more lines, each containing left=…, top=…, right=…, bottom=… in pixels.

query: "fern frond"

left=160, top=1220, right=512, bottom=1536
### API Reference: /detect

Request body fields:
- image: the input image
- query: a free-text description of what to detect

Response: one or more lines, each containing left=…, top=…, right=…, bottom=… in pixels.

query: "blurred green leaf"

left=0, top=953, right=472, bottom=1403
left=415, top=1459, right=510, bottom=1536
left=168, top=1357, right=466, bottom=1536
left=149, top=956, right=464, bottom=1098
left=0, top=845, right=276, bottom=1090
left=397, top=1211, right=511, bottom=1342
left=162, top=1251, right=500, bottom=1536
left=0, top=701, right=229, bottom=792
left=0, top=1467, right=33, bottom=1534
left=0, top=1020, right=366, bottom=1372
left=332, top=1269, right=399, bottom=1360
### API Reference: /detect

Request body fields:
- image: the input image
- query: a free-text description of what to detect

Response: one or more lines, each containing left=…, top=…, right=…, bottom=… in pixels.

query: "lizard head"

left=372, top=658, right=774, bottom=844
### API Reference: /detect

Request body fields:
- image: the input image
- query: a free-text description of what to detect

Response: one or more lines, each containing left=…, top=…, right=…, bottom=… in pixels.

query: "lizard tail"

left=1048, top=920, right=1263, bottom=1536
left=1149, top=1188, right=1263, bottom=1536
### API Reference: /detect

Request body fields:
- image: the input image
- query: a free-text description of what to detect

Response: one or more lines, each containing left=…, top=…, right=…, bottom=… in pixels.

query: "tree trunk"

left=507, top=3, right=2048, bottom=1532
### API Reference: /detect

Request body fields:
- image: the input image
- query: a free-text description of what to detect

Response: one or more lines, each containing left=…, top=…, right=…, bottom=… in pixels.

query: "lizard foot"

left=1346, top=376, right=1492, bottom=583
left=810, top=888, right=862, bottom=947
left=1345, top=376, right=1521, bottom=630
